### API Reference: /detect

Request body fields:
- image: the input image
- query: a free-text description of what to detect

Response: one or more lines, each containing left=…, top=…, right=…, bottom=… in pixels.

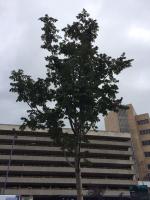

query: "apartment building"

left=0, top=124, right=135, bottom=199
left=105, top=104, right=150, bottom=181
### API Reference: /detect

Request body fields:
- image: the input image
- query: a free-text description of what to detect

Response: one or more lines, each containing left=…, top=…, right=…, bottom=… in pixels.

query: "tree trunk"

left=75, top=144, right=83, bottom=200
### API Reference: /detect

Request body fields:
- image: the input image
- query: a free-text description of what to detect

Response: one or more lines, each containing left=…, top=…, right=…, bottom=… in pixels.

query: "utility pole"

left=2, top=128, right=17, bottom=194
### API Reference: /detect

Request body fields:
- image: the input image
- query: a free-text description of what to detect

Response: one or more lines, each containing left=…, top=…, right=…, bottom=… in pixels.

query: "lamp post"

left=2, top=128, right=17, bottom=194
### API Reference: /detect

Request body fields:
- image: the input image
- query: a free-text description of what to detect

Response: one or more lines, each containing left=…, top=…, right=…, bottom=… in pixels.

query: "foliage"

left=10, top=9, right=132, bottom=145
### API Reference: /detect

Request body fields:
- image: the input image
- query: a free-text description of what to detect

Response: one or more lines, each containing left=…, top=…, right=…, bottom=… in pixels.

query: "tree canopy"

left=10, top=9, right=132, bottom=136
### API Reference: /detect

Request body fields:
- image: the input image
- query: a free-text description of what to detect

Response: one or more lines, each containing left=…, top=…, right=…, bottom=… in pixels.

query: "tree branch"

left=63, top=149, right=75, bottom=168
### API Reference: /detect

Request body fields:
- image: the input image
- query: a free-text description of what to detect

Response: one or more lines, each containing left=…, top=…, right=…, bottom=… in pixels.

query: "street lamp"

left=2, top=128, right=17, bottom=194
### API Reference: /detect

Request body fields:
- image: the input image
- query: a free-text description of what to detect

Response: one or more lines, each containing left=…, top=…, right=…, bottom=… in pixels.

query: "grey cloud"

left=0, top=0, right=150, bottom=129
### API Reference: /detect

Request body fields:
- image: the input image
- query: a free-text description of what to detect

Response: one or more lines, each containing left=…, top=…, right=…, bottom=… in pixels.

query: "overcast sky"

left=0, top=0, right=150, bottom=130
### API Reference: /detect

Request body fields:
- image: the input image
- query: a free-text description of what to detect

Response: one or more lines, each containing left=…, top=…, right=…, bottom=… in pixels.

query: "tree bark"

left=75, top=143, right=83, bottom=200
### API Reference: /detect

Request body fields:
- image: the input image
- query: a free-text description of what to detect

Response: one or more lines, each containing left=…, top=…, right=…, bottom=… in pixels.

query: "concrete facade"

left=0, top=124, right=135, bottom=199
left=105, top=104, right=150, bottom=181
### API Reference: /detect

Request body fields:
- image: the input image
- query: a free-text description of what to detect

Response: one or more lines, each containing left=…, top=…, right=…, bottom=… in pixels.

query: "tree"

left=10, top=9, right=133, bottom=200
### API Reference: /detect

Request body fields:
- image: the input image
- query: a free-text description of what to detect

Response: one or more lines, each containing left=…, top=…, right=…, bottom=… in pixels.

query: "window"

left=140, top=129, right=150, bottom=135
left=118, top=109, right=129, bottom=133
left=144, top=152, right=150, bottom=157
left=142, top=141, right=150, bottom=145
left=148, top=164, right=150, bottom=169
left=137, top=119, right=149, bottom=125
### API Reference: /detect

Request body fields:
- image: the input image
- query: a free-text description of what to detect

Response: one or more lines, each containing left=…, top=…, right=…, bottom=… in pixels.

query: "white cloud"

left=84, top=0, right=103, bottom=18
left=128, top=26, right=150, bottom=43
left=119, top=69, right=150, bottom=92
left=133, top=75, right=150, bottom=91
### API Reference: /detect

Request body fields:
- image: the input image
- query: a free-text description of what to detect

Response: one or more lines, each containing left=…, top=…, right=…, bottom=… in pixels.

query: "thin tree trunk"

left=75, top=143, right=83, bottom=200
